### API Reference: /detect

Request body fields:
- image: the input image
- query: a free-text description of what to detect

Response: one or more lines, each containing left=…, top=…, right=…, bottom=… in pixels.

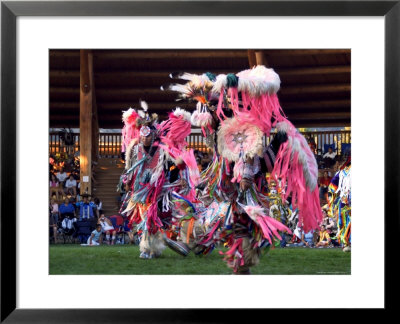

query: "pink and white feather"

left=158, top=108, right=192, bottom=159
left=211, top=74, right=228, bottom=94
left=237, top=65, right=281, bottom=96
left=272, top=120, right=322, bottom=232
left=242, top=204, right=292, bottom=244
left=181, top=149, right=201, bottom=186
left=121, top=108, right=140, bottom=153
left=191, top=109, right=213, bottom=127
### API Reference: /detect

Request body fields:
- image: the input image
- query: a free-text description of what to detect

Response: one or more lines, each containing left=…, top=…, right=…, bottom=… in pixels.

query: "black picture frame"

left=1, top=0, right=398, bottom=322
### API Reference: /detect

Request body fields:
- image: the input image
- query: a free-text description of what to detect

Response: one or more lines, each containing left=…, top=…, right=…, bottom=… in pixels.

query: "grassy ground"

left=49, top=244, right=351, bottom=275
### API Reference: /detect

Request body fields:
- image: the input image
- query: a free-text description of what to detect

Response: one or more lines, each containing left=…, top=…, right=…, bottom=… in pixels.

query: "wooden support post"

left=92, top=87, right=99, bottom=163
left=247, top=50, right=257, bottom=68
left=255, top=51, right=268, bottom=66
left=80, top=50, right=94, bottom=196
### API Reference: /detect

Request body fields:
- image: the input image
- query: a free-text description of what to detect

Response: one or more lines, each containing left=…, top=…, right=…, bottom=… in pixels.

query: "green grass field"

left=49, top=245, right=351, bottom=275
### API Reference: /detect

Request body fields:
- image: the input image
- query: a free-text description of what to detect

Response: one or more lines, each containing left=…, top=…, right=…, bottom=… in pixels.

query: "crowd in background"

left=49, top=151, right=107, bottom=243
left=287, top=205, right=339, bottom=248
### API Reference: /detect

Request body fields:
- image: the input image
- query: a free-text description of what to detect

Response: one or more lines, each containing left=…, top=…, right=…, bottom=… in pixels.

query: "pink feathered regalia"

left=118, top=102, right=199, bottom=259
left=167, top=66, right=322, bottom=274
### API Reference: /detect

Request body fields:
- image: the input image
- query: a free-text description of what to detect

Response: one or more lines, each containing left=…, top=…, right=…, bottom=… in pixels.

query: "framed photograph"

left=1, top=0, right=397, bottom=322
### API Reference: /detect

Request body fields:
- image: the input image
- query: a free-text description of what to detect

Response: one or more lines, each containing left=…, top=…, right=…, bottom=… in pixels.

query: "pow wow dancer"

left=328, top=156, right=351, bottom=252
left=165, top=65, right=322, bottom=274
left=118, top=102, right=199, bottom=259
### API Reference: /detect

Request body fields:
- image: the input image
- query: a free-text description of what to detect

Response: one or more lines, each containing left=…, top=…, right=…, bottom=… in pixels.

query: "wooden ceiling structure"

left=49, top=49, right=350, bottom=129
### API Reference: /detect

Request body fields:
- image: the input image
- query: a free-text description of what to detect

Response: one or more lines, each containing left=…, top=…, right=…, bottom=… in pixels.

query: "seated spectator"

left=56, top=167, right=68, bottom=187
left=289, top=223, right=314, bottom=248
left=98, top=213, right=117, bottom=245
left=85, top=224, right=103, bottom=246
left=308, top=140, right=316, bottom=154
left=323, top=147, right=336, bottom=168
left=49, top=155, right=55, bottom=173
left=322, top=210, right=337, bottom=235
left=302, top=229, right=315, bottom=247
left=50, top=198, right=60, bottom=225
left=49, top=174, right=62, bottom=200
left=76, top=194, right=96, bottom=220
left=319, top=171, right=331, bottom=185
left=61, top=213, right=77, bottom=236
left=49, top=198, right=59, bottom=243
left=316, top=225, right=331, bottom=247
left=64, top=174, right=77, bottom=197
left=319, top=171, right=332, bottom=203
left=70, top=169, right=80, bottom=180
left=59, top=197, right=76, bottom=221
left=290, top=222, right=303, bottom=245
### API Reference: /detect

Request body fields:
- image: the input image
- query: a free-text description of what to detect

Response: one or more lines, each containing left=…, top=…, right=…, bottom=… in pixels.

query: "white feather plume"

left=177, top=73, right=211, bottom=88
left=191, top=110, right=200, bottom=127
left=274, top=120, right=318, bottom=190
left=276, top=120, right=292, bottom=134
left=243, top=204, right=265, bottom=223
left=177, top=72, right=198, bottom=82
left=211, top=74, right=228, bottom=94
left=173, top=107, right=191, bottom=122
left=191, top=109, right=213, bottom=127
left=140, top=100, right=148, bottom=112
left=122, top=107, right=135, bottom=122
left=294, top=133, right=318, bottom=190
left=169, top=84, right=193, bottom=97
left=237, top=65, right=281, bottom=96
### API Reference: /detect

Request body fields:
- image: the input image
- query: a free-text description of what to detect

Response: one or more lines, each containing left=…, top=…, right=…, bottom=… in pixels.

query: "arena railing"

left=49, top=130, right=351, bottom=158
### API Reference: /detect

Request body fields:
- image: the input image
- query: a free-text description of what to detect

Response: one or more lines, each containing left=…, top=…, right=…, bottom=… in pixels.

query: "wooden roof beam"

left=93, top=50, right=248, bottom=59
left=51, top=108, right=179, bottom=119
left=280, top=84, right=350, bottom=95
left=51, top=70, right=236, bottom=78
left=50, top=102, right=190, bottom=110
left=49, top=66, right=350, bottom=85
left=278, top=65, right=350, bottom=77
left=282, top=99, right=350, bottom=109
left=50, top=83, right=351, bottom=98
left=264, top=49, right=350, bottom=56
left=50, top=50, right=79, bottom=57
left=49, top=49, right=349, bottom=58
